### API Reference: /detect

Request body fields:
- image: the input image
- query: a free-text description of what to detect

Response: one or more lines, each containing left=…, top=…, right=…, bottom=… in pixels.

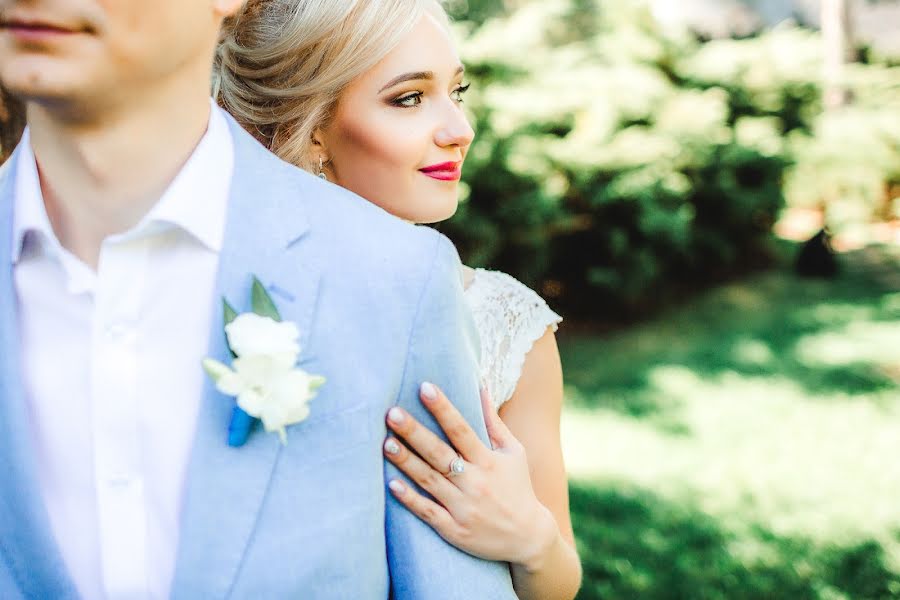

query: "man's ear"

left=213, top=0, right=246, bottom=19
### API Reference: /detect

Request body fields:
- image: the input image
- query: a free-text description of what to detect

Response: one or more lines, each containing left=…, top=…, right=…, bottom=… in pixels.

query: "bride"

left=215, top=1, right=582, bottom=597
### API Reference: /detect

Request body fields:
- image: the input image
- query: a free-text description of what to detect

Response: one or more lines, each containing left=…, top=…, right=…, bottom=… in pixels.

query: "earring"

left=318, top=157, right=328, bottom=181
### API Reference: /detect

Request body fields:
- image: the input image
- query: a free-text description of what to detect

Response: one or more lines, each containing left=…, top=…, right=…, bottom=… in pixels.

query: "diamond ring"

left=446, top=455, right=466, bottom=477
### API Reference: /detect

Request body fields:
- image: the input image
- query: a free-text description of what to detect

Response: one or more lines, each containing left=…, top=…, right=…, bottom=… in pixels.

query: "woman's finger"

left=387, top=478, right=461, bottom=541
left=418, top=381, right=490, bottom=463
left=383, top=437, right=463, bottom=507
left=480, top=387, right=512, bottom=450
left=386, top=406, right=461, bottom=474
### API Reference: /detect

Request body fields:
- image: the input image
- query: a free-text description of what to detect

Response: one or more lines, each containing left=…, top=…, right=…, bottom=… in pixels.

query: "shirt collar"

left=140, top=101, right=234, bottom=252
left=11, top=99, right=235, bottom=264
left=11, top=128, right=56, bottom=265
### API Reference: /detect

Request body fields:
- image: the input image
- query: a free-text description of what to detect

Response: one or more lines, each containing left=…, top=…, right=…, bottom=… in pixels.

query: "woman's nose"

left=434, top=104, right=475, bottom=149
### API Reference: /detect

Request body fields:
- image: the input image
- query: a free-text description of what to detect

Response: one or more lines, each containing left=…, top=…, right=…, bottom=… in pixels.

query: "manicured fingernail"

left=389, top=480, right=406, bottom=495
left=388, top=407, right=405, bottom=424
left=420, top=381, right=437, bottom=402
left=384, top=438, right=401, bottom=455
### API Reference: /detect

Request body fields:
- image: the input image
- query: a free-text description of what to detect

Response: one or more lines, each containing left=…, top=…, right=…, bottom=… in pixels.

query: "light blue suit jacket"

left=0, top=114, right=517, bottom=599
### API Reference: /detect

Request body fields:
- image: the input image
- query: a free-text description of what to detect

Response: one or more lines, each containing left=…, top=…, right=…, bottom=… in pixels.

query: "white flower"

left=203, top=313, right=325, bottom=444
left=225, top=313, right=300, bottom=364
left=204, top=355, right=325, bottom=444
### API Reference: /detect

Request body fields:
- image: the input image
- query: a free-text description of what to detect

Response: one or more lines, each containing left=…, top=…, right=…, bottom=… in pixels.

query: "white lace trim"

left=463, top=268, right=562, bottom=410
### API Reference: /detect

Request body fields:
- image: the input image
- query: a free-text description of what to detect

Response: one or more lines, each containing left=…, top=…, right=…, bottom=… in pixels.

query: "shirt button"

left=107, top=474, right=133, bottom=489
left=105, top=323, right=130, bottom=341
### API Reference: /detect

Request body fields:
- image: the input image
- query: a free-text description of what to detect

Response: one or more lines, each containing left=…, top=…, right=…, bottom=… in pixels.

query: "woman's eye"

left=452, top=83, right=471, bottom=103
left=392, top=92, right=423, bottom=107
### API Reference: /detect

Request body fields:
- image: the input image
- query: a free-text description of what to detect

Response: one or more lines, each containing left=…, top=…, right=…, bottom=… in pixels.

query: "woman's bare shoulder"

left=461, top=264, right=477, bottom=291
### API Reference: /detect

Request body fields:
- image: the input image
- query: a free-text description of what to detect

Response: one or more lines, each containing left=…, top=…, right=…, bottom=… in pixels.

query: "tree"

left=821, top=0, right=853, bottom=109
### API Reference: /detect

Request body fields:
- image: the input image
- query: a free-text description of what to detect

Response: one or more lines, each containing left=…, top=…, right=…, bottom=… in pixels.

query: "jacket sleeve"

left=385, top=233, right=517, bottom=599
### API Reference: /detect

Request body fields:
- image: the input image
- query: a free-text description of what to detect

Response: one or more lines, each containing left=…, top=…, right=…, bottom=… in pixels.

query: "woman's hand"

left=383, top=382, right=558, bottom=571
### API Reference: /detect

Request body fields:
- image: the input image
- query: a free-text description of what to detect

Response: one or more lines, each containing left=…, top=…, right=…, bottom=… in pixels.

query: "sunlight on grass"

left=563, top=374, right=900, bottom=556
left=794, top=321, right=900, bottom=368
left=561, top=248, right=900, bottom=598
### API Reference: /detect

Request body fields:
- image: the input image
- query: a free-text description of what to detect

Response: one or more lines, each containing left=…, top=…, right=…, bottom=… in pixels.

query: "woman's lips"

left=419, top=161, right=462, bottom=182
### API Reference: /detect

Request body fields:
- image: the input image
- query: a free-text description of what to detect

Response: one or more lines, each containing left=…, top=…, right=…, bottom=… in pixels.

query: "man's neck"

left=26, top=79, right=213, bottom=268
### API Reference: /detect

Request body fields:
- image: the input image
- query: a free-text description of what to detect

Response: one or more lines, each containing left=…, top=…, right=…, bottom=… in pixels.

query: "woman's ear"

left=311, top=129, right=336, bottom=180
left=311, top=128, right=327, bottom=152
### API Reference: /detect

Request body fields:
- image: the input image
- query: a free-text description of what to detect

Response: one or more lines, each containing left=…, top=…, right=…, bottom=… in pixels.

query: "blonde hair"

left=215, top=0, right=450, bottom=172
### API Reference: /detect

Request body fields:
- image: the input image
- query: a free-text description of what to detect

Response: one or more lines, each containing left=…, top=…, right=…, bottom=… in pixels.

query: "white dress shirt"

left=12, top=102, right=234, bottom=600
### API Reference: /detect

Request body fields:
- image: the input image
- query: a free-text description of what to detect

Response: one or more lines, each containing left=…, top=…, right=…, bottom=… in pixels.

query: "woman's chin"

left=407, top=200, right=458, bottom=225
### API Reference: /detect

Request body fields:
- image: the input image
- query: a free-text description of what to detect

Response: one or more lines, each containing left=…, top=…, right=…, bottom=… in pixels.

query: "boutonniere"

left=203, top=277, right=326, bottom=446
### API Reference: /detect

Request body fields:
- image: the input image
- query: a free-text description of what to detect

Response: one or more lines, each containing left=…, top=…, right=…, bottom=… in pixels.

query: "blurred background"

left=442, top=0, right=900, bottom=598
left=1, top=1, right=897, bottom=597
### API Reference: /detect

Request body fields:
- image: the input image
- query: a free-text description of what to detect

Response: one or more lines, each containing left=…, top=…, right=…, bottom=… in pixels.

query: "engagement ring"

left=446, top=455, right=466, bottom=477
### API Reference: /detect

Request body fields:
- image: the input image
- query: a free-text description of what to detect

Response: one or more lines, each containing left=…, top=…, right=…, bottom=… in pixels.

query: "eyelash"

left=453, top=83, right=471, bottom=103
left=391, top=83, right=471, bottom=108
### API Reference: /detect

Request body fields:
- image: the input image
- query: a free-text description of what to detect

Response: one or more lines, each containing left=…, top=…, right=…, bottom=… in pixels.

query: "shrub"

left=443, top=0, right=898, bottom=320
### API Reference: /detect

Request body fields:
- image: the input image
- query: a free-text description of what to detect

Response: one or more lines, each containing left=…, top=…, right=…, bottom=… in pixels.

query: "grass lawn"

left=559, top=244, right=900, bottom=599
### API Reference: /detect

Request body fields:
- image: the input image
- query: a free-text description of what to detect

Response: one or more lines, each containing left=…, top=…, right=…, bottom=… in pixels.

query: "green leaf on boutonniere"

left=223, top=299, right=239, bottom=359
left=223, top=299, right=238, bottom=326
left=251, top=276, right=282, bottom=322
left=309, top=375, right=327, bottom=391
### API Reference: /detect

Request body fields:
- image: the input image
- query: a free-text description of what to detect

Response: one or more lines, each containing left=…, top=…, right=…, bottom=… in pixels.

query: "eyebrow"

left=378, top=66, right=465, bottom=93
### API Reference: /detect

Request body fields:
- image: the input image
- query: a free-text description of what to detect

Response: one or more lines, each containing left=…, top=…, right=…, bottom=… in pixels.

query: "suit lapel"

left=170, top=116, right=323, bottom=599
left=0, top=150, right=79, bottom=598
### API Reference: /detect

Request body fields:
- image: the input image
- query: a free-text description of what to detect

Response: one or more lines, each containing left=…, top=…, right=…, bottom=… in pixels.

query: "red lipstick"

left=419, top=161, right=462, bottom=182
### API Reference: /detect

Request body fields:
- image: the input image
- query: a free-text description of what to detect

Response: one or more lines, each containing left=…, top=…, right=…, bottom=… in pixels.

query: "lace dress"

left=463, top=268, right=563, bottom=410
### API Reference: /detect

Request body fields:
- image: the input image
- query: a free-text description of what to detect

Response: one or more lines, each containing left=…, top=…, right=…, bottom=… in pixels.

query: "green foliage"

left=787, top=102, right=900, bottom=227
left=561, top=245, right=900, bottom=599
left=679, top=29, right=900, bottom=229
left=571, top=484, right=900, bottom=600
left=445, top=0, right=899, bottom=319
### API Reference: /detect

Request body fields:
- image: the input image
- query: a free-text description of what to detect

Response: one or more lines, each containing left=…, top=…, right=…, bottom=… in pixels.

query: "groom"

left=0, top=0, right=516, bottom=598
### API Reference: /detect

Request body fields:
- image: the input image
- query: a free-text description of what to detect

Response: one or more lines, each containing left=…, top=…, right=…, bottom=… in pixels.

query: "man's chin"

left=1, top=58, right=95, bottom=111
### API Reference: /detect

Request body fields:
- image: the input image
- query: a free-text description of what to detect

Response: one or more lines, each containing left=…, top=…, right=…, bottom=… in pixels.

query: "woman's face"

left=319, top=11, right=474, bottom=224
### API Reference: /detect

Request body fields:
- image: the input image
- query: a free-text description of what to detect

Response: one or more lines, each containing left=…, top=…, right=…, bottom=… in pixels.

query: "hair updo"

left=215, top=0, right=450, bottom=173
